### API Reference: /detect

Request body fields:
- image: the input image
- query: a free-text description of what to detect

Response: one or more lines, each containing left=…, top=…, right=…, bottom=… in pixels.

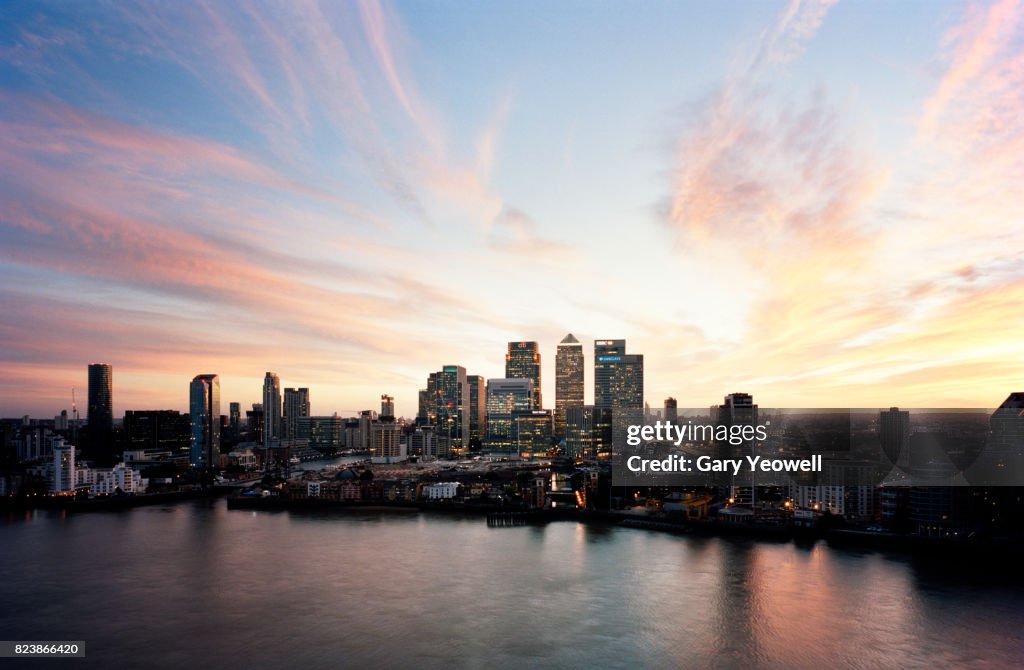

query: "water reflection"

left=1, top=503, right=1022, bottom=669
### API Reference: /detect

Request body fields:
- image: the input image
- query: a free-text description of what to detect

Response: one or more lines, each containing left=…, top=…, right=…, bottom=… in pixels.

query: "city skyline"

left=2, top=1, right=1023, bottom=418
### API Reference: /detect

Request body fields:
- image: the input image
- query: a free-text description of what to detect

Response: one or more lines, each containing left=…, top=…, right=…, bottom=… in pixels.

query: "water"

left=2, top=502, right=1023, bottom=669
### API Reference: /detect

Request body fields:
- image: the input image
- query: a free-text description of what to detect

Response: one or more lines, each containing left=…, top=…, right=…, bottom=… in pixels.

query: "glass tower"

left=555, top=333, right=584, bottom=440
left=189, top=374, right=221, bottom=469
left=505, top=341, right=542, bottom=408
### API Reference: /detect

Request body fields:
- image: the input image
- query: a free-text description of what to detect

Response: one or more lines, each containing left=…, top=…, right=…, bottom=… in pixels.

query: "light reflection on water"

left=2, top=501, right=1023, bottom=669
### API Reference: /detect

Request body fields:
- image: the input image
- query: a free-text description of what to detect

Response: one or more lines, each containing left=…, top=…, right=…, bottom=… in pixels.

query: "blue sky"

left=1, top=0, right=1022, bottom=418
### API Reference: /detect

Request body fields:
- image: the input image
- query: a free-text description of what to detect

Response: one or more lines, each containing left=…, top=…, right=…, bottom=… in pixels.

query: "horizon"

left=2, top=0, right=1023, bottom=418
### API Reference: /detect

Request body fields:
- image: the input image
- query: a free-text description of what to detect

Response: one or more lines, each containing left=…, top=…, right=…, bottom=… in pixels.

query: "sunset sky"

left=1, top=0, right=1022, bottom=419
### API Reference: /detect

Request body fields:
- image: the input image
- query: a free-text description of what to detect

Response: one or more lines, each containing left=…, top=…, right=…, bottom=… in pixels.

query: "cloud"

left=648, top=0, right=1023, bottom=409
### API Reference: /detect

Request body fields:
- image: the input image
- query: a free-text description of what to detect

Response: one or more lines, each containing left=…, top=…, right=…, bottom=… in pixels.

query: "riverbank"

left=1, top=488, right=217, bottom=512
left=223, top=494, right=1024, bottom=560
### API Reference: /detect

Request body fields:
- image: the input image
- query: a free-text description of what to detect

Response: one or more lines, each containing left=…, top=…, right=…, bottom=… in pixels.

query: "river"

left=2, top=500, right=1022, bottom=668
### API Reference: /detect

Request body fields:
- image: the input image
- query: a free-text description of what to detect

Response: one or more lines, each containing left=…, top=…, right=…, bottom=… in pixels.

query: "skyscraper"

left=124, top=409, right=191, bottom=457
left=380, top=394, right=395, bottom=418
left=594, top=339, right=644, bottom=452
left=712, top=392, right=758, bottom=503
left=879, top=407, right=910, bottom=467
left=593, top=340, right=624, bottom=410
left=283, top=387, right=310, bottom=441
left=566, top=405, right=596, bottom=459
left=514, top=409, right=552, bottom=458
left=51, top=438, right=75, bottom=494
left=467, top=375, right=486, bottom=446
left=506, top=342, right=542, bottom=408
left=262, top=372, right=281, bottom=447
left=486, top=378, right=534, bottom=452
left=664, top=397, right=678, bottom=424
left=87, top=363, right=113, bottom=448
left=229, top=402, right=241, bottom=430
left=189, top=374, right=221, bottom=469
left=431, top=365, right=469, bottom=451
left=555, top=334, right=584, bottom=440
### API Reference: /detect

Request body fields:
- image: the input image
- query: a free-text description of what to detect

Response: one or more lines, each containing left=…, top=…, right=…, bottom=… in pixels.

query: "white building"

left=50, top=438, right=75, bottom=494
left=423, top=482, right=461, bottom=500
left=92, top=463, right=146, bottom=495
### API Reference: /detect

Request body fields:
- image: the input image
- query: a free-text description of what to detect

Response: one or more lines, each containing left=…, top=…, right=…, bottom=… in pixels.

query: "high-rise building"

left=245, top=403, right=263, bottom=447
left=416, top=388, right=432, bottom=425
left=506, top=342, right=542, bottom=408
left=417, top=373, right=441, bottom=426
left=566, top=405, right=597, bottom=459
left=262, top=372, right=281, bottom=446
left=486, top=378, right=534, bottom=452
left=229, top=402, right=241, bottom=430
left=879, top=407, right=910, bottom=467
left=514, top=409, right=552, bottom=458
left=283, top=387, right=310, bottom=441
left=189, top=374, right=221, bottom=469
left=594, top=339, right=644, bottom=452
left=555, top=334, right=584, bottom=441
left=665, top=397, right=678, bottom=424
left=594, top=340, right=624, bottom=410
left=51, top=438, right=75, bottom=494
left=371, top=415, right=405, bottom=463
left=966, top=393, right=1024, bottom=485
left=431, top=366, right=469, bottom=451
left=87, top=363, right=113, bottom=452
left=123, top=410, right=191, bottom=457
left=380, top=394, right=395, bottom=418
left=712, top=392, right=758, bottom=503
left=299, top=414, right=344, bottom=454
left=467, top=375, right=486, bottom=445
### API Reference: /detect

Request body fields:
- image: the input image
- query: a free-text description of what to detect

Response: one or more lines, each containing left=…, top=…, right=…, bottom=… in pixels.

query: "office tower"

left=380, top=394, right=395, bottom=418
left=514, top=409, right=552, bottom=458
left=299, top=414, right=344, bottom=455
left=665, top=397, right=678, bottom=424
left=283, top=387, right=310, bottom=441
left=555, top=334, right=584, bottom=440
left=712, top=392, right=759, bottom=503
left=416, top=388, right=431, bottom=425
left=506, top=342, right=542, bottom=408
left=566, top=405, right=597, bottom=459
left=246, top=403, right=264, bottom=445
left=594, top=339, right=644, bottom=452
left=963, top=393, right=1024, bottom=486
left=430, top=365, right=469, bottom=451
left=123, top=410, right=191, bottom=457
left=467, top=375, right=486, bottom=445
left=486, top=378, right=534, bottom=452
left=418, top=372, right=439, bottom=425
left=229, top=402, right=241, bottom=430
left=87, top=363, right=113, bottom=453
left=879, top=407, right=911, bottom=467
left=262, top=372, right=281, bottom=447
left=594, top=340, right=624, bottom=410
left=189, top=374, right=221, bottom=469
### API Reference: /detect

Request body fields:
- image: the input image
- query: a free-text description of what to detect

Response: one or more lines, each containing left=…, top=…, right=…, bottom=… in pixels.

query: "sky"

left=1, top=0, right=1022, bottom=419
